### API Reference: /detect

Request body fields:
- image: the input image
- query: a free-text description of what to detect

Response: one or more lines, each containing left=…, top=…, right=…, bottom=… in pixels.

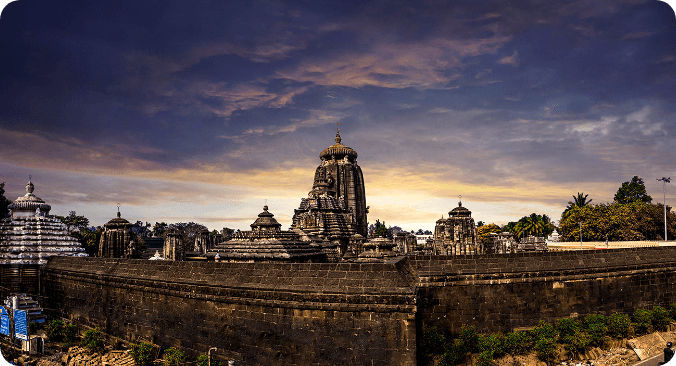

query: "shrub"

left=651, top=306, right=672, bottom=331
left=583, top=314, right=608, bottom=347
left=46, top=319, right=65, bottom=341
left=163, top=347, right=186, bottom=366
left=112, top=337, right=124, bottom=350
left=567, top=329, right=592, bottom=353
left=196, top=355, right=223, bottom=366
left=478, top=333, right=504, bottom=355
left=504, top=330, right=532, bottom=355
left=669, top=303, right=676, bottom=320
left=63, top=324, right=78, bottom=343
left=420, top=326, right=446, bottom=357
left=633, top=308, right=653, bottom=335
left=532, top=320, right=558, bottom=340
left=438, top=341, right=465, bottom=366
left=456, top=324, right=479, bottom=354
left=556, top=318, right=582, bottom=345
left=534, top=336, right=559, bottom=364
left=130, top=342, right=154, bottom=366
left=608, top=313, right=631, bottom=339
left=29, top=321, right=40, bottom=334
left=81, top=328, right=105, bottom=353
left=476, top=350, right=494, bottom=366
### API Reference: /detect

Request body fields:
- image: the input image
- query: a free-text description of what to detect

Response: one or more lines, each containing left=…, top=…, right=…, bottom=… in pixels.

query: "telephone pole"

left=657, top=177, right=671, bottom=241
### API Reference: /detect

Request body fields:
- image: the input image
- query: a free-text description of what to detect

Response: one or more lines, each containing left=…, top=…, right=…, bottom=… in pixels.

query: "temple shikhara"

left=0, top=179, right=86, bottom=295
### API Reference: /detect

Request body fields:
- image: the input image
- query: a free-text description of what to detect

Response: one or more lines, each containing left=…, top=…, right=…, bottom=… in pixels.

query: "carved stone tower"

left=314, top=131, right=368, bottom=237
left=99, top=210, right=141, bottom=258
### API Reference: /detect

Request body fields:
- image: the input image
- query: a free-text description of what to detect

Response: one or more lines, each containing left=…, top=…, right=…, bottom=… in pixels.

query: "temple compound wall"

left=42, top=246, right=676, bottom=365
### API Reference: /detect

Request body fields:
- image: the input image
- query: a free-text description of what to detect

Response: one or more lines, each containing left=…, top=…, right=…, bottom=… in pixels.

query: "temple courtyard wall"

left=41, top=246, right=676, bottom=365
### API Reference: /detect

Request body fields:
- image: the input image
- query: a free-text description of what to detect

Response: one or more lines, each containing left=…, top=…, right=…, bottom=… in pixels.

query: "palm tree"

left=563, top=192, right=592, bottom=217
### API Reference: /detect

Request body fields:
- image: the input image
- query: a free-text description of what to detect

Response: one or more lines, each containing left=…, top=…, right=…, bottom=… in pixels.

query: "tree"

left=477, top=224, right=501, bottom=245
left=372, top=219, right=391, bottom=238
left=506, top=214, right=555, bottom=239
left=54, top=211, right=90, bottom=233
left=166, top=222, right=208, bottom=244
left=153, top=222, right=168, bottom=237
left=614, top=176, right=652, bottom=204
left=131, top=221, right=152, bottom=238
left=564, top=192, right=592, bottom=217
left=0, top=182, right=11, bottom=219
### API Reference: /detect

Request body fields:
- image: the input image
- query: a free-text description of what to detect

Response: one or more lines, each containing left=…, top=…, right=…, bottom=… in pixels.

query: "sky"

left=1, top=0, right=675, bottom=232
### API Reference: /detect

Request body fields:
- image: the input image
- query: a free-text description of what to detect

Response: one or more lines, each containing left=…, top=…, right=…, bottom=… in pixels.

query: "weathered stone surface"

left=433, top=200, right=480, bottom=255
left=40, top=246, right=676, bottom=365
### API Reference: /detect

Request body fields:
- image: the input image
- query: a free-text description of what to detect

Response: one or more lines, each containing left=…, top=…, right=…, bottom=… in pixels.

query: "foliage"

left=505, top=214, right=555, bottom=240
left=456, top=324, right=480, bottom=354
left=196, top=354, right=224, bottom=366
left=556, top=318, right=582, bottom=345
left=46, top=319, right=65, bottom=341
left=153, top=222, right=168, bottom=237
left=633, top=308, right=653, bottom=335
left=615, top=176, right=652, bottom=204
left=130, top=342, right=154, bottom=366
left=0, top=182, right=11, bottom=219
left=77, top=227, right=103, bottom=256
left=651, top=306, right=672, bottom=331
left=370, top=219, right=391, bottom=238
left=669, top=303, right=676, bottom=321
left=534, top=336, right=558, bottom=363
left=503, top=330, right=532, bottom=355
left=163, top=347, right=186, bottom=365
left=564, top=192, right=593, bottom=217
left=81, top=327, right=105, bottom=353
left=476, top=333, right=504, bottom=365
left=559, top=201, right=676, bottom=241
left=477, top=224, right=502, bottom=245
left=607, top=313, right=631, bottom=339
left=29, top=321, right=40, bottom=334
left=54, top=211, right=90, bottom=233
left=63, top=323, right=78, bottom=343
left=132, top=221, right=152, bottom=238
left=567, top=329, right=592, bottom=353
left=438, top=341, right=465, bottom=366
left=420, top=326, right=446, bottom=357
left=166, top=222, right=208, bottom=244
left=415, top=229, right=432, bottom=235
left=583, top=314, right=608, bottom=347
left=476, top=350, right=493, bottom=366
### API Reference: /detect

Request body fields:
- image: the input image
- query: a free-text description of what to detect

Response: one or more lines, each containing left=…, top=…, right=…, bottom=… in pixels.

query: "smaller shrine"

left=209, top=206, right=325, bottom=262
left=433, top=197, right=481, bottom=255
left=98, top=208, right=142, bottom=259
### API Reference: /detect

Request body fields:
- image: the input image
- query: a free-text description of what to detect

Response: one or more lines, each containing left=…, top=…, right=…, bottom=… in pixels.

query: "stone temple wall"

left=41, top=247, right=676, bottom=365
left=42, top=258, right=417, bottom=366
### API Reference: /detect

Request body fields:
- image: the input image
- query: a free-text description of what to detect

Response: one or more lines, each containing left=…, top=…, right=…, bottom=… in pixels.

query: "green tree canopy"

left=153, top=222, right=168, bottom=236
left=559, top=201, right=675, bottom=241
left=477, top=223, right=501, bottom=245
left=0, top=182, right=11, bottom=219
left=370, top=219, right=391, bottom=238
left=54, top=211, right=90, bottom=233
left=504, top=214, right=555, bottom=240
left=564, top=192, right=592, bottom=217
left=614, top=176, right=652, bottom=204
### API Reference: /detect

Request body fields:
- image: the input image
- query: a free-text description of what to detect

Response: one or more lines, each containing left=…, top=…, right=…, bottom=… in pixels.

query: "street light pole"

left=208, top=347, right=217, bottom=366
left=579, top=221, right=582, bottom=250
left=657, top=177, right=671, bottom=241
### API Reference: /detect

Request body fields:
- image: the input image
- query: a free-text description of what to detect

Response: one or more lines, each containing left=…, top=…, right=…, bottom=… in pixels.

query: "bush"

left=196, top=355, right=223, bottom=366
left=112, top=337, right=124, bottom=350
left=556, top=318, right=582, bottom=345
left=652, top=306, right=672, bottom=331
left=420, top=326, right=446, bottom=357
left=633, top=308, right=653, bottom=335
left=163, top=347, right=186, bottom=366
left=438, top=341, right=465, bottom=366
left=81, top=328, right=105, bottom=353
left=456, top=324, right=479, bottom=354
left=608, top=313, right=632, bottom=339
left=476, top=350, right=494, bottom=366
left=29, top=321, right=40, bottom=334
left=534, top=336, right=559, bottom=364
left=583, top=314, right=608, bottom=347
left=46, top=319, right=64, bottom=341
left=532, top=320, right=558, bottom=340
left=130, top=342, right=154, bottom=366
left=669, top=303, right=676, bottom=320
left=504, top=330, right=532, bottom=355
left=567, top=329, right=592, bottom=353
left=63, top=324, right=78, bottom=343
left=478, top=333, right=504, bottom=356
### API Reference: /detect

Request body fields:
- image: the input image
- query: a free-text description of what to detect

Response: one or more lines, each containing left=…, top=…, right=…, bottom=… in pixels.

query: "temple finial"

left=335, top=122, right=342, bottom=144
left=458, top=195, right=462, bottom=206
left=117, top=203, right=121, bottom=217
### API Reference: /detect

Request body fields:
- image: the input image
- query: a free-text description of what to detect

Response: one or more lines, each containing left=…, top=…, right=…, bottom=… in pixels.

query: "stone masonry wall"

left=410, top=247, right=676, bottom=335
left=42, top=247, right=676, bottom=365
left=42, top=258, right=417, bottom=366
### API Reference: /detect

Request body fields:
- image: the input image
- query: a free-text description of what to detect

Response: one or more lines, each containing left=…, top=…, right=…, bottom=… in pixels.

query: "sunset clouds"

left=1, top=0, right=675, bottom=231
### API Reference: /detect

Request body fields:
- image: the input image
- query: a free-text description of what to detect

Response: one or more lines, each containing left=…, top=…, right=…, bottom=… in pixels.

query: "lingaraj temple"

left=0, top=131, right=532, bottom=293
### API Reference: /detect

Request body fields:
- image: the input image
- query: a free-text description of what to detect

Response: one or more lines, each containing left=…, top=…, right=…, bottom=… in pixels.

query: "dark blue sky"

left=1, top=0, right=675, bottom=230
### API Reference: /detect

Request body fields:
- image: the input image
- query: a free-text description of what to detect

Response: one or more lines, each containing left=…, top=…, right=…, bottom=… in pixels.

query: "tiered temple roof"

left=209, top=206, right=324, bottom=262
left=0, top=180, right=86, bottom=265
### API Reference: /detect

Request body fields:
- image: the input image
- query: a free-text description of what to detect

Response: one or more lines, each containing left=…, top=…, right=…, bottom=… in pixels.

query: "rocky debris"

left=101, top=350, right=134, bottom=366
left=13, top=346, right=136, bottom=366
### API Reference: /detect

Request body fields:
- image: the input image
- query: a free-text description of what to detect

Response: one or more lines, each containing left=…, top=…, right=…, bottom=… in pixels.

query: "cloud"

left=499, top=51, right=519, bottom=66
